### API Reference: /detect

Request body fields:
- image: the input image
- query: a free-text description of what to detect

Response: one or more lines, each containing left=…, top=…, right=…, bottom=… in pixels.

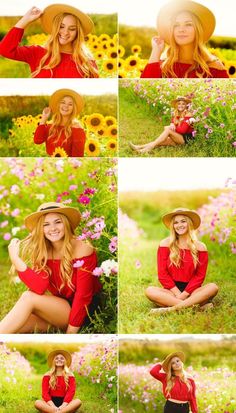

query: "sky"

left=119, top=158, right=236, bottom=192
left=0, top=79, right=118, bottom=96
left=118, top=0, right=235, bottom=37
left=2, top=334, right=117, bottom=343
left=0, top=0, right=118, bottom=15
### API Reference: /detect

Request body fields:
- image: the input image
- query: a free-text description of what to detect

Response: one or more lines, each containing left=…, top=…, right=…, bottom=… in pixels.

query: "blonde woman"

left=34, top=89, right=86, bottom=157
left=129, top=96, right=195, bottom=154
left=150, top=351, right=197, bottom=413
left=0, top=202, right=102, bottom=334
left=141, top=0, right=228, bottom=78
left=145, top=208, right=218, bottom=314
left=35, top=350, right=81, bottom=412
left=0, top=4, right=98, bottom=78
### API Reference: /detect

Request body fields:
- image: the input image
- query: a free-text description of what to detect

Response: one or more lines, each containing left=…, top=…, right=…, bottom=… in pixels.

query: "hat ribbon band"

left=39, top=206, right=60, bottom=211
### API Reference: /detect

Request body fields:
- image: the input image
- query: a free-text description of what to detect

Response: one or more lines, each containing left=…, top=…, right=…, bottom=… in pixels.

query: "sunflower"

left=107, top=47, right=118, bottom=59
left=90, top=41, right=101, bottom=52
left=106, top=124, right=117, bottom=138
left=107, top=40, right=116, bottom=48
left=95, top=50, right=105, bottom=59
left=85, top=138, right=101, bottom=156
left=118, top=45, right=125, bottom=57
left=96, top=126, right=106, bottom=137
left=51, top=147, right=68, bottom=157
left=104, top=116, right=117, bottom=127
left=103, top=59, right=117, bottom=73
left=9, top=129, right=15, bottom=137
left=86, top=113, right=105, bottom=131
left=86, top=34, right=97, bottom=43
left=99, top=33, right=110, bottom=42
left=225, top=60, right=236, bottom=78
left=131, top=45, right=142, bottom=54
left=106, top=138, right=117, bottom=152
left=118, top=70, right=126, bottom=78
left=125, top=55, right=140, bottom=70
left=118, top=58, right=125, bottom=69
left=100, top=40, right=109, bottom=51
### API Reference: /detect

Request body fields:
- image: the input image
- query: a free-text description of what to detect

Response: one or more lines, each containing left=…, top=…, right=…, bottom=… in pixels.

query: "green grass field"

left=119, top=87, right=236, bottom=158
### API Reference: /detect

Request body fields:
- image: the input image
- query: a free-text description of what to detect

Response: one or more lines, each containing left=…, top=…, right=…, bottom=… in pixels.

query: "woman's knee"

left=34, top=399, right=42, bottom=409
left=145, top=286, right=162, bottom=300
left=74, top=399, right=82, bottom=407
left=208, top=282, right=219, bottom=296
left=20, top=290, right=36, bottom=301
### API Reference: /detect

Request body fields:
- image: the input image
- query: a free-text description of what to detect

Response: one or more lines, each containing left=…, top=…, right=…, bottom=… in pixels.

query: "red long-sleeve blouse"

left=0, top=27, right=98, bottom=78
left=150, top=364, right=198, bottom=413
left=34, top=124, right=86, bottom=156
left=42, top=375, right=76, bottom=403
left=141, top=61, right=229, bottom=78
left=17, top=251, right=102, bottom=327
left=157, top=246, right=208, bottom=294
left=171, top=117, right=194, bottom=135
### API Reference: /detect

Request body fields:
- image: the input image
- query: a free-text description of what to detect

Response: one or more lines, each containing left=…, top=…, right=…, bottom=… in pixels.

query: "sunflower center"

left=107, top=63, right=114, bottom=70
left=130, top=60, right=137, bottom=66
left=111, top=128, right=117, bottom=136
left=91, top=118, right=101, bottom=126
left=89, top=143, right=96, bottom=152
left=110, top=143, right=116, bottom=148
left=229, top=66, right=235, bottom=75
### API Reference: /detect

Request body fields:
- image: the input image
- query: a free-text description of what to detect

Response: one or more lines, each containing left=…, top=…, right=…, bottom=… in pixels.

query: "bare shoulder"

left=208, top=57, right=226, bottom=70
left=159, top=237, right=170, bottom=247
left=72, top=238, right=94, bottom=258
left=196, top=240, right=207, bottom=251
left=43, top=372, right=51, bottom=377
left=72, top=121, right=83, bottom=129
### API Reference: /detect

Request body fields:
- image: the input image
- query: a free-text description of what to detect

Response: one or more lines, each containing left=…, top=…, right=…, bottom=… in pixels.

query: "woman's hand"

left=8, top=238, right=20, bottom=260
left=151, top=36, right=165, bottom=56
left=169, top=123, right=176, bottom=131
left=66, top=324, right=79, bottom=334
left=40, top=107, right=51, bottom=124
left=15, top=7, right=43, bottom=29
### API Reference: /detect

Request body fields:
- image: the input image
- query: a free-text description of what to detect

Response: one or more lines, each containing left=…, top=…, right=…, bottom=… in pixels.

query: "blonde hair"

left=48, top=95, right=78, bottom=145
left=18, top=213, right=75, bottom=291
left=32, top=13, right=98, bottom=78
left=48, top=358, right=71, bottom=390
left=172, top=102, right=189, bottom=126
left=162, top=11, right=213, bottom=78
left=166, top=358, right=192, bottom=396
left=169, top=215, right=199, bottom=268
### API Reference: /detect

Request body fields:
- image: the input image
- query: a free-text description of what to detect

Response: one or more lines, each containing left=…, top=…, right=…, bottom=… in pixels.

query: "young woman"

left=35, top=350, right=81, bottom=413
left=129, top=96, right=195, bottom=154
left=0, top=202, right=102, bottom=334
left=141, top=0, right=228, bottom=78
left=145, top=208, right=219, bottom=314
left=150, top=351, right=197, bottom=413
left=34, top=88, right=86, bottom=157
left=0, top=4, right=99, bottom=78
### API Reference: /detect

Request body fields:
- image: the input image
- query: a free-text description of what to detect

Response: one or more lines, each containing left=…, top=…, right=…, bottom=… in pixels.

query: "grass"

left=119, top=87, right=236, bottom=158
left=119, top=236, right=236, bottom=334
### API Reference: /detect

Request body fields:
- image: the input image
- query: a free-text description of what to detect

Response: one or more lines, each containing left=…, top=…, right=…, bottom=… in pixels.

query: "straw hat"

left=49, top=89, right=84, bottom=115
left=41, top=4, right=94, bottom=35
left=162, top=208, right=201, bottom=229
left=162, top=351, right=185, bottom=372
left=24, top=202, right=81, bottom=232
left=171, top=96, right=191, bottom=107
left=47, top=350, right=72, bottom=367
left=157, top=0, right=216, bottom=44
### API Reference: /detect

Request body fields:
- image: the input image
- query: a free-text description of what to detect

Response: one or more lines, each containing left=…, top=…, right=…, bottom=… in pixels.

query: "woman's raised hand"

left=148, top=36, right=165, bottom=63
left=8, top=238, right=20, bottom=259
left=15, top=7, right=43, bottom=29
left=41, top=107, right=52, bottom=123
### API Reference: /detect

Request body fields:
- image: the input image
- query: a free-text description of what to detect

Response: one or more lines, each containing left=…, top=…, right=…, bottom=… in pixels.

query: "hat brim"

left=162, top=351, right=185, bottom=372
left=157, top=0, right=216, bottom=44
left=47, top=350, right=72, bottom=367
left=41, top=4, right=94, bottom=35
left=49, top=89, right=84, bottom=115
left=162, top=209, right=201, bottom=230
left=25, top=206, right=81, bottom=232
left=171, top=98, right=191, bottom=107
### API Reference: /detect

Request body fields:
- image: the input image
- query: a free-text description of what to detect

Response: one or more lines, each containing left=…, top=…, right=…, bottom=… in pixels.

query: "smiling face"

left=43, top=213, right=65, bottom=243
left=173, top=11, right=196, bottom=46
left=176, top=100, right=187, bottom=112
left=173, top=214, right=189, bottom=236
left=59, top=96, right=74, bottom=117
left=53, top=354, right=66, bottom=367
left=170, top=356, right=183, bottom=373
left=58, top=14, right=78, bottom=46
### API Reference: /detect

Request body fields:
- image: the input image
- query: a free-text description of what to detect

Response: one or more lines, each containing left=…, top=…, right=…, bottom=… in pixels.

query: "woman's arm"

left=150, top=363, right=166, bottom=382
left=15, top=7, right=43, bottom=29
left=63, top=376, right=76, bottom=403
left=157, top=245, right=176, bottom=289
left=71, top=128, right=86, bottom=157
left=189, top=379, right=198, bottom=413
left=185, top=250, right=208, bottom=295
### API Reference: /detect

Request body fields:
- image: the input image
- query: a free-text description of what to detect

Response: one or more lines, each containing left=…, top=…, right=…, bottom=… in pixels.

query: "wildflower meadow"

left=119, top=78, right=236, bottom=157
left=0, top=157, right=117, bottom=333
left=0, top=337, right=117, bottom=412
left=119, top=180, right=236, bottom=334
left=119, top=338, right=236, bottom=413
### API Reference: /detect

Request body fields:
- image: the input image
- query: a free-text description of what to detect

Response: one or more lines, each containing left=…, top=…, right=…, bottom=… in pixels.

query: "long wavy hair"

left=49, top=358, right=71, bottom=390
left=169, top=215, right=199, bottom=268
left=172, top=101, right=189, bottom=126
left=32, top=13, right=98, bottom=78
left=48, top=95, right=78, bottom=145
left=166, top=358, right=192, bottom=396
left=161, top=11, right=213, bottom=78
left=18, top=213, right=75, bottom=291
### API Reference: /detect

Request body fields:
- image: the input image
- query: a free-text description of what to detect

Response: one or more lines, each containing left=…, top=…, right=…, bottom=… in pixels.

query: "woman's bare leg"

left=138, top=127, right=185, bottom=153
left=145, top=286, right=183, bottom=307
left=17, top=314, right=51, bottom=333
left=61, top=399, right=82, bottom=412
left=151, top=283, right=219, bottom=313
left=0, top=291, right=71, bottom=333
left=35, top=400, right=56, bottom=413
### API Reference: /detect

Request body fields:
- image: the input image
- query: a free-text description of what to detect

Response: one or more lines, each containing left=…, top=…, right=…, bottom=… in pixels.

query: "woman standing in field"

left=129, top=96, right=195, bottom=153
left=0, top=202, right=102, bottom=334
left=150, top=351, right=198, bottom=413
left=141, top=0, right=228, bottom=78
left=34, top=88, right=86, bottom=157
left=145, top=208, right=218, bottom=314
left=0, top=4, right=99, bottom=78
left=35, top=350, right=81, bottom=412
